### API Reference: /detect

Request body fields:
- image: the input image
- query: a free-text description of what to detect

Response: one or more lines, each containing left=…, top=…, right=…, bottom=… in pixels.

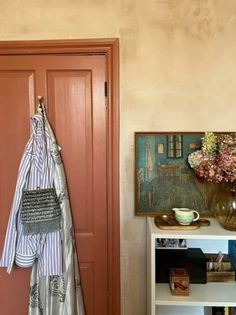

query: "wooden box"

left=206, top=254, right=235, bottom=282
left=169, top=268, right=189, bottom=296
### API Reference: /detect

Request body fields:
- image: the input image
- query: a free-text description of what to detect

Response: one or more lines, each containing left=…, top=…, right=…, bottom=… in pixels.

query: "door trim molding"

left=0, top=38, right=120, bottom=315
left=0, top=38, right=118, bottom=55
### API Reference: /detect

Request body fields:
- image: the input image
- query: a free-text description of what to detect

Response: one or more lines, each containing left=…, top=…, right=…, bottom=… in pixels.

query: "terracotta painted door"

left=0, top=54, right=108, bottom=315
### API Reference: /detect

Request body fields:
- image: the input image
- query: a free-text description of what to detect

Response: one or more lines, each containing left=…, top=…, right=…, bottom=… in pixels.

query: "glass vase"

left=211, top=181, right=236, bottom=231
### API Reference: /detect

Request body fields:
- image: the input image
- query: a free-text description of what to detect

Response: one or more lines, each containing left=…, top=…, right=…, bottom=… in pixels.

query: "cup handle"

left=192, top=210, right=200, bottom=222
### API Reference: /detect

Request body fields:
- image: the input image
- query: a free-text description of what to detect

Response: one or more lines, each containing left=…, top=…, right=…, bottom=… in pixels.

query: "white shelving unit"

left=147, top=217, right=236, bottom=315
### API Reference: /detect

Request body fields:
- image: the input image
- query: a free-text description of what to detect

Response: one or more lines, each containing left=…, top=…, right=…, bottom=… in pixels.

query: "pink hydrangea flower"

left=188, top=150, right=214, bottom=169
left=188, top=133, right=236, bottom=183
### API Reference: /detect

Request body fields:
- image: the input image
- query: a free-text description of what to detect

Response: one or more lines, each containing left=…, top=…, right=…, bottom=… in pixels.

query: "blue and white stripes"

left=0, top=113, right=62, bottom=276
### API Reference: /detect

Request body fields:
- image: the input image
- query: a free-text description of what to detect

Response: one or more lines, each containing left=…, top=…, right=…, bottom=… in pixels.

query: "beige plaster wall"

left=1, top=1, right=236, bottom=314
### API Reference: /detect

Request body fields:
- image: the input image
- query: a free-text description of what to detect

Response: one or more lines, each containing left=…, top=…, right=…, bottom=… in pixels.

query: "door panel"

left=47, top=70, right=93, bottom=232
left=0, top=70, right=35, bottom=315
left=47, top=67, right=107, bottom=312
left=80, top=262, right=95, bottom=315
left=0, top=70, right=35, bottom=235
left=0, top=54, right=108, bottom=315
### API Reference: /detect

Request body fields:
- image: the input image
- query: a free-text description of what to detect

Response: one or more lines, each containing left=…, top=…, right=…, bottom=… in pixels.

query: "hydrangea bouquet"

left=188, top=132, right=236, bottom=183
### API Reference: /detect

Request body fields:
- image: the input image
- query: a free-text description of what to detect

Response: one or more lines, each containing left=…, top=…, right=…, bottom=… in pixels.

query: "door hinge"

left=104, top=81, right=108, bottom=97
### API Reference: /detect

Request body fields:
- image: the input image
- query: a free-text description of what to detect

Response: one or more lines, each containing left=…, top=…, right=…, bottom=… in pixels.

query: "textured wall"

left=1, top=1, right=236, bottom=314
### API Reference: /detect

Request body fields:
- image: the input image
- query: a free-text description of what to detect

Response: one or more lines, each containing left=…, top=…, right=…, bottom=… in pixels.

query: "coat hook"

left=37, top=95, right=44, bottom=112
left=37, top=95, right=43, bottom=103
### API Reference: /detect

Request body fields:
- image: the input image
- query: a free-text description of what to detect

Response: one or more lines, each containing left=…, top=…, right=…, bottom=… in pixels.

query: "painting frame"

left=135, top=132, right=217, bottom=217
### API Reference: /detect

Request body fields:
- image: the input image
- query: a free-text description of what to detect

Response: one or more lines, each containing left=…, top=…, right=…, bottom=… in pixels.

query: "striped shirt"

left=0, top=113, right=62, bottom=276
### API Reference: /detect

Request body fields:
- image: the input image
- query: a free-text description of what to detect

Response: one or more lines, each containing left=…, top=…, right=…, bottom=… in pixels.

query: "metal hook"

left=37, top=95, right=44, bottom=113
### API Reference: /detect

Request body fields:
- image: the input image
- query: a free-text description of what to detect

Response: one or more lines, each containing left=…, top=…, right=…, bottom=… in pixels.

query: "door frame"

left=0, top=38, right=120, bottom=315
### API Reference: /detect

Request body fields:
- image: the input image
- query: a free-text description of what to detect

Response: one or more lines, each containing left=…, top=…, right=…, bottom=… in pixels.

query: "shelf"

left=148, top=217, right=236, bottom=240
left=155, top=283, right=236, bottom=307
left=147, top=217, right=236, bottom=315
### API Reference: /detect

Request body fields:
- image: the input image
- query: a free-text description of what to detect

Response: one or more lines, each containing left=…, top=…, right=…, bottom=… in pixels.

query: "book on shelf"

left=212, top=307, right=236, bottom=315
left=155, top=238, right=187, bottom=249
left=229, top=307, right=236, bottom=315
left=228, top=240, right=236, bottom=272
left=212, top=307, right=225, bottom=315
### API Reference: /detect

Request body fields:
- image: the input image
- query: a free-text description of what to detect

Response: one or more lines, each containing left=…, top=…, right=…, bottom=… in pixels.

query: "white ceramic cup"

left=172, top=207, right=200, bottom=225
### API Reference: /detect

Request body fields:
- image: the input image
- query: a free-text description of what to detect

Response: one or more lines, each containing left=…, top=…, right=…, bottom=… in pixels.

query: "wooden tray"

left=154, top=215, right=200, bottom=230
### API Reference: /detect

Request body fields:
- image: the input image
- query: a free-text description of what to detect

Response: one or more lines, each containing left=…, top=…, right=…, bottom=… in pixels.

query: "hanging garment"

left=0, top=112, right=62, bottom=276
left=20, top=112, right=61, bottom=236
left=1, top=104, right=85, bottom=314
left=28, top=106, right=85, bottom=315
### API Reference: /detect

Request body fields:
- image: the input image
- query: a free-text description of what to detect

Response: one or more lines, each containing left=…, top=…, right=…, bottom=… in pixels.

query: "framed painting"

left=135, top=132, right=216, bottom=216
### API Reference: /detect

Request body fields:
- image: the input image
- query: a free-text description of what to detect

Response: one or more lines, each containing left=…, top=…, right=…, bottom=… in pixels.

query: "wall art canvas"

left=135, top=132, right=215, bottom=216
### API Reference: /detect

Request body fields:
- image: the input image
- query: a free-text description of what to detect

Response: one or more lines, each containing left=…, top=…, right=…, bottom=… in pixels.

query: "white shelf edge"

left=155, top=283, right=236, bottom=307
left=148, top=217, right=236, bottom=240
